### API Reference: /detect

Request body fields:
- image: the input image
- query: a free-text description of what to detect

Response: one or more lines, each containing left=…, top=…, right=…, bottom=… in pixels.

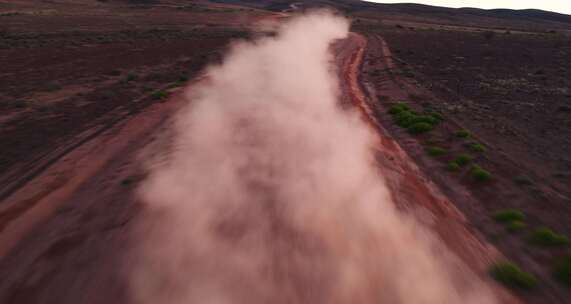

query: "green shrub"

left=529, top=228, right=569, bottom=247
left=470, top=165, right=492, bottom=182
left=447, top=161, right=460, bottom=171
left=466, top=142, right=486, bottom=152
left=411, top=115, right=439, bottom=126
left=490, top=262, right=537, bottom=289
left=391, top=104, right=440, bottom=132
left=408, top=122, right=433, bottom=134
left=493, top=209, right=525, bottom=223
left=427, top=111, right=444, bottom=121
left=507, top=220, right=527, bottom=232
left=395, top=111, right=418, bottom=127
left=454, top=154, right=474, bottom=166
left=388, top=102, right=410, bottom=115
left=456, top=129, right=471, bottom=138
left=553, top=254, right=571, bottom=285
left=151, top=90, right=169, bottom=100
left=426, top=146, right=447, bottom=157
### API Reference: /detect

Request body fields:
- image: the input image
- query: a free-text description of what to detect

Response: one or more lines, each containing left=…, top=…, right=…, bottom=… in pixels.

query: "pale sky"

left=367, top=1, right=571, bottom=15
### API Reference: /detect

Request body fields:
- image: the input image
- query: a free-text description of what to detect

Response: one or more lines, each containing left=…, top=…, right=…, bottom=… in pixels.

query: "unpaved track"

left=0, top=34, right=514, bottom=303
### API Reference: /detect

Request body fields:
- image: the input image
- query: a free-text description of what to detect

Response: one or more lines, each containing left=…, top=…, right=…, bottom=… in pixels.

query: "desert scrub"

left=447, top=161, right=460, bottom=172
left=151, top=90, right=169, bottom=100
left=470, top=165, right=492, bottom=182
left=529, top=227, right=569, bottom=247
left=394, top=110, right=418, bottom=127
left=493, top=209, right=525, bottom=223
left=408, top=122, right=433, bottom=134
left=426, top=146, right=447, bottom=157
left=506, top=220, right=527, bottom=232
left=411, top=115, right=439, bottom=125
left=426, top=111, right=444, bottom=122
left=466, top=142, right=486, bottom=152
left=389, top=101, right=442, bottom=136
left=490, top=262, right=537, bottom=290
left=388, top=102, right=410, bottom=115
left=455, top=129, right=471, bottom=138
left=454, top=154, right=474, bottom=166
left=553, top=254, right=571, bottom=285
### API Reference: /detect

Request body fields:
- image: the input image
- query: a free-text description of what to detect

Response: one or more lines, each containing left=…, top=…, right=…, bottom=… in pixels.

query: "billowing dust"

left=130, top=11, right=497, bottom=304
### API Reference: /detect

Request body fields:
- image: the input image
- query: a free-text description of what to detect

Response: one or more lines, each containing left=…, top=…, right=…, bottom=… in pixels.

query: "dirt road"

left=0, top=34, right=514, bottom=303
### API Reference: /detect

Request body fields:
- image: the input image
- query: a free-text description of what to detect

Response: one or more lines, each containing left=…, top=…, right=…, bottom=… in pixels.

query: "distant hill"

left=364, top=3, right=571, bottom=30
left=210, top=0, right=571, bottom=30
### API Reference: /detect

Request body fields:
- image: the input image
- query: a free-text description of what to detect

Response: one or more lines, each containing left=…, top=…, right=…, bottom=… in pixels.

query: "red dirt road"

left=0, top=33, right=515, bottom=303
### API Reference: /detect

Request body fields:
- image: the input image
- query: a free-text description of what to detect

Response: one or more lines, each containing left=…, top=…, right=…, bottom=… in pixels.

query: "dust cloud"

left=130, top=11, right=497, bottom=304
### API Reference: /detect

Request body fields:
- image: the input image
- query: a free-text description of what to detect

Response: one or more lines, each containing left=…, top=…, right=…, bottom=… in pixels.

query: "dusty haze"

left=130, top=11, right=497, bottom=304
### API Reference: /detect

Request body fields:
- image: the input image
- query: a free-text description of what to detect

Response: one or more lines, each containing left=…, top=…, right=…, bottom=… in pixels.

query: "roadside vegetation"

left=455, top=129, right=471, bottom=138
left=388, top=102, right=442, bottom=134
left=452, top=154, right=473, bottom=167
left=529, top=227, right=569, bottom=247
left=490, top=261, right=538, bottom=289
left=470, top=165, right=492, bottom=182
left=426, top=146, right=447, bottom=157
left=493, top=209, right=527, bottom=232
left=466, top=142, right=486, bottom=153
left=151, top=90, right=169, bottom=100
left=493, top=209, right=525, bottom=223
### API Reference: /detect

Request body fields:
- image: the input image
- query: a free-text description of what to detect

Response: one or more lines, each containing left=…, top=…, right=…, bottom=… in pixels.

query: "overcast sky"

left=366, top=1, right=571, bottom=15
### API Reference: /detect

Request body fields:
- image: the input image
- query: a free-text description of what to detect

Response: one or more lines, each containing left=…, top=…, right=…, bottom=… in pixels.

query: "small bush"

left=490, top=262, right=537, bottom=289
left=529, top=228, right=569, bottom=247
left=408, top=122, right=433, bottom=134
left=466, top=142, right=486, bottom=152
left=553, top=254, right=571, bottom=285
left=455, top=129, right=471, bottom=138
left=507, top=220, right=527, bottom=232
left=411, top=115, right=439, bottom=126
left=426, top=146, right=447, bottom=157
left=470, top=165, right=492, bottom=182
left=493, top=209, right=525, bottom=223
left=388, top=102, right=410, bottom=115
left=447, top=161, right=460, bottom=172
left=454, top=154, right=474, bottom=166
left=427, top=111, right=444, bottom=121
left=394, top=111, right=417, bottom=127
left=151, top=90, right=169, bottom=100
